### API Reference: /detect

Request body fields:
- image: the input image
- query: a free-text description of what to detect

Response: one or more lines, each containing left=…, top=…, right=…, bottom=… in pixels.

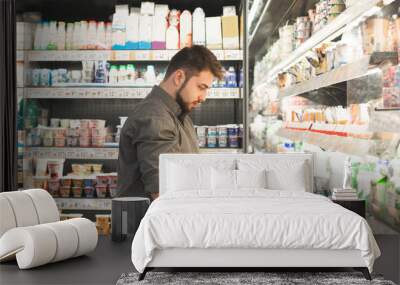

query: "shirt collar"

left=149, top=85, right=183, bottom=118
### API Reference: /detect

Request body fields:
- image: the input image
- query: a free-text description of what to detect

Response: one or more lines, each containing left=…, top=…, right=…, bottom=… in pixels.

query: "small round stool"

left=111, top=197, right=150, bottom=242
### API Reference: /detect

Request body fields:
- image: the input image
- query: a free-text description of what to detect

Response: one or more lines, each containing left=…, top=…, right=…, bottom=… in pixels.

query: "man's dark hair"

left=164, top=45, right=224, bottom=81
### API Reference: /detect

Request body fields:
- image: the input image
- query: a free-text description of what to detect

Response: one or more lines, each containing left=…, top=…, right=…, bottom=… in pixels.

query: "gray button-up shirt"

left=117, top=85, right=199, bottom=197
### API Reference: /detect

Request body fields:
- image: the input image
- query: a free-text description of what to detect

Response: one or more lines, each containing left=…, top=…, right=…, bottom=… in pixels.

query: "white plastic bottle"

left=105, top=22, right=112, bottom=50
left=48, top=21, right=58, bottom=49
left=79, top=20, right=88, bottom=50
left=87, top=21, right=97, bottom=50
left=180, top=10, right=192, bottom=48
left=192, top=8, right=206, bottom=45
left=65, top=23, right=74, bottom=50
left=118, top=65, right=127, bottom=84
left=96, top=21, right=106, bottom=50
left=33, top=22, right=43, bottom=50
left=72, top=22, right=81, bottom=50
left=109, top=65, right=118, bottom=84
left=166, top=25, right=179, bottom=50
left=126, top=64, right=136, bottom=84
left=144, top=65, right=156, bottom=86
left=42, top=22, right=50, bottom=50
left=57, top=21, right=66, bottom=50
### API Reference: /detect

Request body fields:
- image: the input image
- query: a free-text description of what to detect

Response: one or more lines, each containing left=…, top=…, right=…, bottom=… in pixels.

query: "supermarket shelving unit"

left=248, top=0, right=400, bottom=233
left=17, top=0, right=249, bottom=213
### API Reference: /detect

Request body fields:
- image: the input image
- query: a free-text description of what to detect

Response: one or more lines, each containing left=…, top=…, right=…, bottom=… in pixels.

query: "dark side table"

left=111, top=197, right=150, bottom=242
left=332, top=199, right=366, bottom=218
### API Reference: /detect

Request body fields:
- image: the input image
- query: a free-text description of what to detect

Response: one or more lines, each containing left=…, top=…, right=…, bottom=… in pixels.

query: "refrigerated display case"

left=15, top=0, right=249, bottom=228
left=249, top=0, right=400, bottom=232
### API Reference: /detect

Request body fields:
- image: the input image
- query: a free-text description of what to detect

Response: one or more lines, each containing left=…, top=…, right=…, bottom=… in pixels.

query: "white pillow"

left=211, top=168, right=237, bottom=190
left=236, top=169, right=267, bottom=189
left=238, top=159, right=309, bottom=192
left=167, top=163, right=212, bottom=191
left=266, top=162, right=306, bottom=191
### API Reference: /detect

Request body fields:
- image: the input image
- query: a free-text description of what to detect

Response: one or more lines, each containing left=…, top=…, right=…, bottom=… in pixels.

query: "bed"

left=131, top=154, right=380, bottom=281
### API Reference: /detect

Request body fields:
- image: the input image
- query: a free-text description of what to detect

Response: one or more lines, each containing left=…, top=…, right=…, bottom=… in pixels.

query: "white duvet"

left=131, top=190, right=380, bottom=273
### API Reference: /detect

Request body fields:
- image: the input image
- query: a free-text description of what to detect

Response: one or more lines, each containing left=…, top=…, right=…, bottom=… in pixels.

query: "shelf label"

left=224, top=50, right=242, bottom=60
left=212, top=50, right=224, bottom=60
left=135, top=51, right=151, bottom=61
left=152, top=50, right=169, bottom=60
left=168, top=50, right=178, bottom=59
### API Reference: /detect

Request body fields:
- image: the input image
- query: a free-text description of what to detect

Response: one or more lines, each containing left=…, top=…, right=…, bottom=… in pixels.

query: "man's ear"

left=173, top=69, right=186, bottom=88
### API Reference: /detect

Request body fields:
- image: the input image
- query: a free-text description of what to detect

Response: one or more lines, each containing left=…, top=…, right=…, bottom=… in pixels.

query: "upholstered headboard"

left=159, top=153, right=314, bottom=195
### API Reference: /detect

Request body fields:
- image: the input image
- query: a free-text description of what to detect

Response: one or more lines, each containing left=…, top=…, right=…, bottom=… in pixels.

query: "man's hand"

left=150, top=192, right=159, bottom=201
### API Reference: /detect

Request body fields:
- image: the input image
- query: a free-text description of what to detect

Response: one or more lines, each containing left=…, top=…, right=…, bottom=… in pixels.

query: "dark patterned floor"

left=117, top=271, right=396, bottom=285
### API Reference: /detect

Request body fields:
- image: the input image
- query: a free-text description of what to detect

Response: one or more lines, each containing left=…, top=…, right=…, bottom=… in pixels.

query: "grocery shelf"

left=278, top=56, right=370, bottom=99
left=369, top=109, right=400, bottom=133
left=55, top=198, right=111, bottom=210
left=25, top=147, right=242, bottom=159
left=24, top=87, right=242, bottom=99
left=25, top=147, right=119, bottom=160
left=259, top=0, right=383, bottom=84
left=27, top=49, right=243, bottom=62
left=276, top=127, right=375, bottom=157
left=198, top=148, right=243, bottom=153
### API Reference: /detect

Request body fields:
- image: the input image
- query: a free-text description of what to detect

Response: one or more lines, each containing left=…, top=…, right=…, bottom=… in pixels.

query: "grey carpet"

left=116, top=271, right=396, bottom=285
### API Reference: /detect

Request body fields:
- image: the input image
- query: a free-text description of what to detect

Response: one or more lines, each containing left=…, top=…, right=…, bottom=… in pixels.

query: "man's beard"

left=176, top=81, right=191, bottom=116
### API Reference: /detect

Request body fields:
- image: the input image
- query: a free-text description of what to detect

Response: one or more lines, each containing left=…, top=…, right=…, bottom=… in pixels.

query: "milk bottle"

left=72, top=22, right=81, bottom=50
left=180, top=10, right=192, bottom=48
left=109, top=65, right=118, bottom=84
left=57, top=21, right=66, bottom=50
left=80, top=20, right=88, bottom=49
left=96, top=21, right=106, bottom=50
left=105, top=22, right=112, bottom=50
left=66, top=23, right=74, bottom=50
left=87, top=21, right=97, bottom=49
left=193, top=8, right=206, bottom=45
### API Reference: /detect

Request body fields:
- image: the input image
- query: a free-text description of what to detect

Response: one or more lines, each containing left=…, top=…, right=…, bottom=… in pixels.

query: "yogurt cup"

left=60, top=119, right=70, bottom=128
left=95, top=185, right=107, bottom=198
left=59, top=186, right=71, bottom=198
left=84, top=186, right=95, bottom=198
left=79, top=136, right=90, bottom=147
left=72, top=186, right=82, bottom=198
left=109, top=184, right=118, bottom=198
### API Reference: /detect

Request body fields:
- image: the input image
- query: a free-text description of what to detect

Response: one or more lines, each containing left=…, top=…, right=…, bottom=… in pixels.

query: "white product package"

left=126, top=8, right=140, bottom=47
left=152, top=15, right=167, bottom=47
left=206, top=17, right=222, bottom=49
left=139, top=15, right=153, bottom=46
left=193, top=8, right=206, bottom=46
left=140, top=2, right=155, bottom=16
left=180, top=10, right=192, bottom=48
left=155, top=4, right=169, bottom=18
left=166, top=25, right=179, bottom=49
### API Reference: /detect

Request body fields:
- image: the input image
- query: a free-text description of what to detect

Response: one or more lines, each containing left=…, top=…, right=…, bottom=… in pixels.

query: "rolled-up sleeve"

left=131, top=116, right=177, bottom=193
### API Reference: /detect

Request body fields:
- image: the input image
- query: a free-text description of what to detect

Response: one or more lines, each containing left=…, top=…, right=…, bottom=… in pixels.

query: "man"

left=117, top=45, right=224, bottom=200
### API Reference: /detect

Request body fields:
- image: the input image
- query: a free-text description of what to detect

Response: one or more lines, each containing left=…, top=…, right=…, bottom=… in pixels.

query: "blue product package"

left=125, top=41, right=139, bottom=49
left=138, top=41, right=151, bottom=50
left=112, top=44, right=126, bottom=50
left=228, top=67, right=237, bottom=87
left=227, top=126, right=238, bottom=136
left=207, top=136, right=217, bottom=148
left=228, top=136, right=239, bottom=148
left=239, top=68, right=243, bottom=87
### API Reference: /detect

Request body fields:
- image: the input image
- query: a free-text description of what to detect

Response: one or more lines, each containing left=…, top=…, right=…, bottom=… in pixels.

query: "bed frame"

left=140, top=248, right=371, bottom=280
left=138, top=154, right=371, bottom=281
